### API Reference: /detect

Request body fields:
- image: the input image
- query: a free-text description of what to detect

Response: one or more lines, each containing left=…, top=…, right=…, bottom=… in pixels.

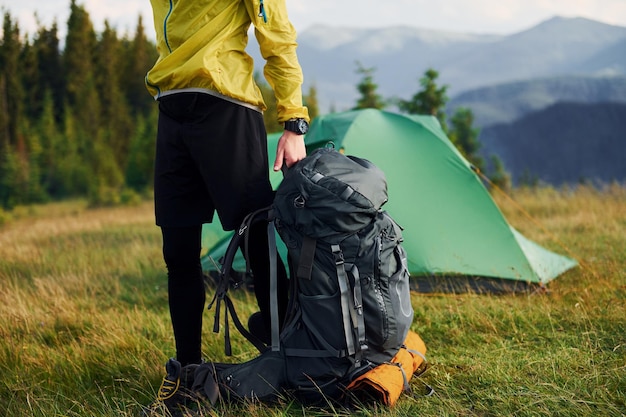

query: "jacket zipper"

left=164, top=0, right=174, bottom=53
left=259, top=0, right=267, bottom=23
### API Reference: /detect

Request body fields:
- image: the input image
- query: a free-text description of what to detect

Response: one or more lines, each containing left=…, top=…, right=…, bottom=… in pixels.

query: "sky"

left=3, top=0, right=626, bottom=40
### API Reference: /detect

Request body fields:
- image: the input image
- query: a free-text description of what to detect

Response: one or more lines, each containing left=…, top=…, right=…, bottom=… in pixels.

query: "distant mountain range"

left=262, top=16, right=626, bottom=112
left=479, top=102, right=626, bottom=186
left=247, top=16, right=626, bottom=186
left=448, top=75, right=626, bottom=128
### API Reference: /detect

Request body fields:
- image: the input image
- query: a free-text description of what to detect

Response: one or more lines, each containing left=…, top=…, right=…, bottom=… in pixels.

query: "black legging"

left=161, top=223, right=288, bottom=366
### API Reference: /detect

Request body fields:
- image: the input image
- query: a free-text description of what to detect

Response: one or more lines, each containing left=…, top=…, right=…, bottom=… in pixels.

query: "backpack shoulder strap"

left=207, top=206, right=275, bottom=355
left=267, top=219, right=280, bottom=351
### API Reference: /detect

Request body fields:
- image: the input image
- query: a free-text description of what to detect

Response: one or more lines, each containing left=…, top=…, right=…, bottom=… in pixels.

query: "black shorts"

left=154, top=93, right=274, bottom=231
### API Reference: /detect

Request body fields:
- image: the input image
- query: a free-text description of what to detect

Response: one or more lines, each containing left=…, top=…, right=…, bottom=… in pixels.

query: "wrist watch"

left=284, top=118, right=309, bottom=135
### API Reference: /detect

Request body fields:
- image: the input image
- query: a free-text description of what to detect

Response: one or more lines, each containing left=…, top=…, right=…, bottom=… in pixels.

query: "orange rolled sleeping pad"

left=346, top=330, right=427, bottom=406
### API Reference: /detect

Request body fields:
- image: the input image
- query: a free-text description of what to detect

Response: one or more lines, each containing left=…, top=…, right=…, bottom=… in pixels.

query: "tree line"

left=0, top=2, right=507, bottom=212
left=0, top=1, right=158, bottom=209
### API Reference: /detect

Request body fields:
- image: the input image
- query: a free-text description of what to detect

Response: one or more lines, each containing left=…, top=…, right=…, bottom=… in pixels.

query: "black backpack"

left=195, top=148, right=414, bottom=405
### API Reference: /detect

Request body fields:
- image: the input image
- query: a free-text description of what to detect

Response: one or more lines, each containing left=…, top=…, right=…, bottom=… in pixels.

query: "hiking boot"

left=143, top=358, right=201, bottom=416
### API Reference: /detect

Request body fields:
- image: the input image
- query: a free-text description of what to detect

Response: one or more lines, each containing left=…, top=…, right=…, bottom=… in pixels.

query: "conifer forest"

left=0, top=3, right=162, bottom=209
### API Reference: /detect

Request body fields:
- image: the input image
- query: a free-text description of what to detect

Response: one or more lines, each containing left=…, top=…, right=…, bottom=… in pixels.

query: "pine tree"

left=34, top=22, right=64, bottom=124
left=120, top=15, right=156, bottom=117
left=487, top=155, right=511, bottom=192
left=96, top=20, right=133, bottom=170
left=21, top=39, right=40, bottom=120
left=65, top=1, right=128, bottom=205
left=353, top=62, right=385, bottom=110
left=23, top=121, right=47, bottom=203
left=397, top=68, right=448, bottom=132
left=0, top=13, right=24, bottom=149
left=64, top=0, right=100, bottom=137
left=58, top=107, right=92, bottom=197
left=0, top=13, right=28, bottom=208
left=36, top=89, right=62, bottom=197
left=448, top=107, right=484, bottom=172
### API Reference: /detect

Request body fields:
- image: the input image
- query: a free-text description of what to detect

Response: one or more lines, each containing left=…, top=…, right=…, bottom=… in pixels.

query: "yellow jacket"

left=146, top=0, right=309, bottom=123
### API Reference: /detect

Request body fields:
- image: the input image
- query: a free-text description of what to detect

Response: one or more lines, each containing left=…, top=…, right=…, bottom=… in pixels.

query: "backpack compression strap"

left=267, top=219, right=280, bottom=351
left=332, top=244, right=364, bottom=360
left=344, top=262, right=367, bottom=364
left=334, top=248, right=369, bottom=366
left=332, top=245, right=356, bottom=356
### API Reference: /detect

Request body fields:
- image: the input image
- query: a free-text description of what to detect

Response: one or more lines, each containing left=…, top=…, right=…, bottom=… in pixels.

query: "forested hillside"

left=0, top=3, right=158, bottom=209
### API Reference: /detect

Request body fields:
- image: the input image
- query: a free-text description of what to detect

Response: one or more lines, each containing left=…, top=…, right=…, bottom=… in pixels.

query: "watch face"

left=297, top=119, right=309, bottom=134
left=286, top=118, right=309, bottom=134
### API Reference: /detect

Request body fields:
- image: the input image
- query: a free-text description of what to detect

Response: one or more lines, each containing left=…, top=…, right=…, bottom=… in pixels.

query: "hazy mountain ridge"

left=577, top=38, right=626, bottom=75
left=298, top=25, right=503, bottom=53
left=267, top=16, right=626, bottom=111
left=448, top=75, right=626, bottom=128
left=479, top=102, right=626, bottom=186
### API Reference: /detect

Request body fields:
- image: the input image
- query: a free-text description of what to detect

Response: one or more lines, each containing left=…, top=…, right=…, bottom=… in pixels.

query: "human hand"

left=273, top=130, right=306, bottom=172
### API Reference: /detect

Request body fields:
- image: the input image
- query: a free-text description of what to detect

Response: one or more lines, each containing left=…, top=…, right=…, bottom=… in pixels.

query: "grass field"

left=0, top=185, right=624, bottom=416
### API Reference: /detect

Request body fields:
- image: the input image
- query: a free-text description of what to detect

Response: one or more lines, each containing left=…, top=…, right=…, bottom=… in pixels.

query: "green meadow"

left=0, top=185, right=624, bottom=416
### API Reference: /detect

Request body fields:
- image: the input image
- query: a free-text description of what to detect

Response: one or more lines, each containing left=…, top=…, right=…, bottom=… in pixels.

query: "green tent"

left=201, top=109, right=577, bottom=291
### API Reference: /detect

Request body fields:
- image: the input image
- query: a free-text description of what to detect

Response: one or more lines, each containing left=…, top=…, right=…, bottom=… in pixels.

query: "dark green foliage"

left=0, top=13, right=24, bottom=150
left=397, top=68, right=448, bottom=132
left=353, top=61, right=386, bottom=110
left=0, top=4, right=158, bottom=209
left=120, top=16, right=157, bottom=118
left=448, top=107, right=484, bottom=171
left=487, top=154, right=512, bottom=191
left=33, top=23, right=64, bottom=124
left=0, top=147, right=23, bottom=208
left=125, top=111, right=158, bottom=192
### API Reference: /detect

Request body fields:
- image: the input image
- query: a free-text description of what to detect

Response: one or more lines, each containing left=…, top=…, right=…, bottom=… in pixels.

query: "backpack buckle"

left=293, top=195, right=305, bottom=208
left=331, top=245, right=344, bottom=265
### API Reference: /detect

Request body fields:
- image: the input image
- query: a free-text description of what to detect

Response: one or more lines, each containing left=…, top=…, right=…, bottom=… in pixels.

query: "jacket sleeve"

left=247, top=0, right=309, bottom=123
